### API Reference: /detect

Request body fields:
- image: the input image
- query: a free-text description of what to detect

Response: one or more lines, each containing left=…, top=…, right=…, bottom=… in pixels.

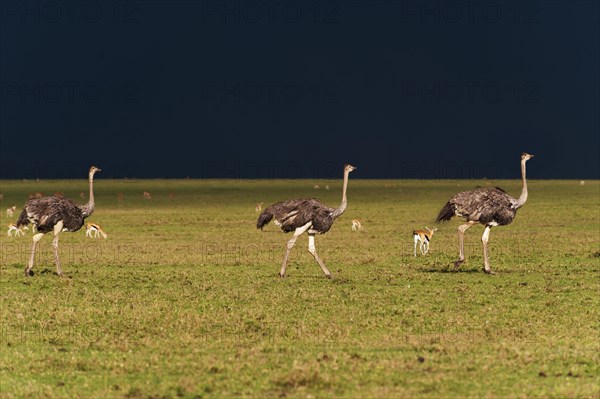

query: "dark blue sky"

left=1, top=1, right=598, bottom=179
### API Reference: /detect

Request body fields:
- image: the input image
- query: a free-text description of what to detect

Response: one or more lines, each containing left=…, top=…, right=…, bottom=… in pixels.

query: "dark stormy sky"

left=1, top=1, right=598, bottom=180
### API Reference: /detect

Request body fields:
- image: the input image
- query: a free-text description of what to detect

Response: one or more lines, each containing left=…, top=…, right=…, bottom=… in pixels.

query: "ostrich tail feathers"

left=16, top=209, right=30, bottom=228
left=256, top=209, right=273, bottom=230
left=436, top=202, right=455, bottom=223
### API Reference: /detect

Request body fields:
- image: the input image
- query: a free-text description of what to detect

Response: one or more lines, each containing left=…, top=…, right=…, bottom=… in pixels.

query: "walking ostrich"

left=257, top=164, right=357, bottom=278
left=436, top=153, right=534, bottom=274
left=17, top=166, right=101, bottom=277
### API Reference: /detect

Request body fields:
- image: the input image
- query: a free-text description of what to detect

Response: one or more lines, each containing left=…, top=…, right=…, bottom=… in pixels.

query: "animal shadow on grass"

left=420, top=266, right=481, bottom=274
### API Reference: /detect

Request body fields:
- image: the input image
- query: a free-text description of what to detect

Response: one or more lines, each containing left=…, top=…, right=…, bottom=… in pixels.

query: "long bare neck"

left=81, top=172, right=96, bottom=217
left=514, top=159, right=528, bottom=209
left=331, top=169, right=350, bottom=219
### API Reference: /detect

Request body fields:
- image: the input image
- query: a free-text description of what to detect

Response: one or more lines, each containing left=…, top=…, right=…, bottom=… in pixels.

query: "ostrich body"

left=436, top=153, right=534, bottom=274
left=257, top=164, right=356, bottom=278
left=17, top=166, right=101, bottom=277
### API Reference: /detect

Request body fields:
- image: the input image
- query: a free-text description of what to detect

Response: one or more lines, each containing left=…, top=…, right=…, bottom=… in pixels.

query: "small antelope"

left=413, top=227, right=437, bottom=256
left=7, top=223, right=27, bottom=237
left=85, top=223, right=108, bottom=239
left=313, top=184, right=320, bottom=189
left=143, top=191, right=152, bottom=200
left=351, top=219, right=363, bottom=231
left=6, top=205, right=16, bottom=218
left=255, top=202, right=263, bottom=212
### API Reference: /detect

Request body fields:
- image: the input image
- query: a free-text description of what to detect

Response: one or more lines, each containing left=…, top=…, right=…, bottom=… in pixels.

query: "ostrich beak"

left=96, top=168, right=102, bottom=172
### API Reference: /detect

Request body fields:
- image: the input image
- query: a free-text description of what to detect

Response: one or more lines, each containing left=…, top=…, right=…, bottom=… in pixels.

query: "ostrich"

left=17, top=166, right=102, bottom=277
left=257, top=164, right=357, bottom=278
left=436, top=153, right=534, bottom=274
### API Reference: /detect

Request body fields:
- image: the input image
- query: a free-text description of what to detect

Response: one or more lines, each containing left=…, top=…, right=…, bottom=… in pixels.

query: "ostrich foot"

left=453, top=259, right=465, bottom=269
left=325, top=273, right=332, bottom=279
left=483, top=269, right=496, bottom=275
left=24, top=269, right=34, bottom=277
left=278, top=272, right=286, bottom=278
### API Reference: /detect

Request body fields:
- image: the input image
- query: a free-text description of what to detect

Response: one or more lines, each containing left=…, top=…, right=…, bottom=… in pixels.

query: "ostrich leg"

left=455, top=221, right=476, bottom=268
left=307, top=233, right=332, bottom=279
left=25, top=232, right=45, bottom=277
left=481, top=225, right=495, bottom=274
left=280, top=222, right=311, bottom=277
left=52, top=221, right=64, bottom=276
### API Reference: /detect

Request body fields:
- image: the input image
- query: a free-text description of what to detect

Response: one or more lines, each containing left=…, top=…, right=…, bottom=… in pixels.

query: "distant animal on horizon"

left=580, top=180, right=585, bottom=186
left=117, top=192, right=124, bottom=202
left=257, top=164, right=357, bottom=279
left=351, top=219, right=363, bottom=232
left=6, top=205, right=16, bottom=218
left=413, top=227, right=437, bottom=256
left=255, top=202, right=263, bottom=212
left=80, top=192, right=86, bottom=199
left=16, top=166, right=102, bottom=277
left=29, top=192, right=44, bottom=200
left=85, top=222, right=108, bottom=239
left=143, top=191, right=152, bottom=200
left=7, top=223, right=27, bottom=237
left=313, top=184, right=320, bottom=189
left=436, top=153, right=534, bottom=274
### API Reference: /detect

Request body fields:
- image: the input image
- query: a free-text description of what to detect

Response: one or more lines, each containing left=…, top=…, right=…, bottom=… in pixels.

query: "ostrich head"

left=521, top=153, right=534, bottom=162
left=344, top=164, right=357, bottom=173
left=89, top=166, right=102, bottom=175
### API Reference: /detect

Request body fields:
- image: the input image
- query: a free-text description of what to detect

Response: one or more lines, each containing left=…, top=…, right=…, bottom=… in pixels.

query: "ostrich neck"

left=514, top=160, right=528, bottom=209
left=331, top=170, right=350, bottom=219
left=81, top=172, right=96, bottom=218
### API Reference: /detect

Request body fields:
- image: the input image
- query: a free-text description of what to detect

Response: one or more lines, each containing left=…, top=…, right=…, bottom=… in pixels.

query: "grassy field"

left=0, top=178, right=598, bottom=398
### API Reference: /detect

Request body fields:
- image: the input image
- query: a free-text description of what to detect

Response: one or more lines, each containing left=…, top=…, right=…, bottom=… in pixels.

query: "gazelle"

left=7, top=223, right=27, bottom=237
left=413, top=227, right=437, bottom=256
left=85, top=223, right=108, bottom=239
left=351, top=219, right=363, bottom=231
left=143, top=191, right=152, bottom=200
left=6, top=205, right=16, bottom=217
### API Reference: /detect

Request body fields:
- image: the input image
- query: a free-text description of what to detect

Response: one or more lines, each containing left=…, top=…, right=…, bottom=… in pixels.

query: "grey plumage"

left=436, top=187, right=518, bottom=226
left=17, top=195, right=91, bottom=234
left=257, top=198, right=337, bottom=234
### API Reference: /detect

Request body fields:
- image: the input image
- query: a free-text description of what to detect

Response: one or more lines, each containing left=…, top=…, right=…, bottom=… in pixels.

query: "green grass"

left=0, top=178, right=598, bottom=398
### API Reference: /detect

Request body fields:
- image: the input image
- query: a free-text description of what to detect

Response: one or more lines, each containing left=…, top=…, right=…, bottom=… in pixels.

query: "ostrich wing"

left=18, top=196, right=86, bottom=233
left=450, top=188, right=517, bottom=225
left=257, top=198, right=336, bottom=233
